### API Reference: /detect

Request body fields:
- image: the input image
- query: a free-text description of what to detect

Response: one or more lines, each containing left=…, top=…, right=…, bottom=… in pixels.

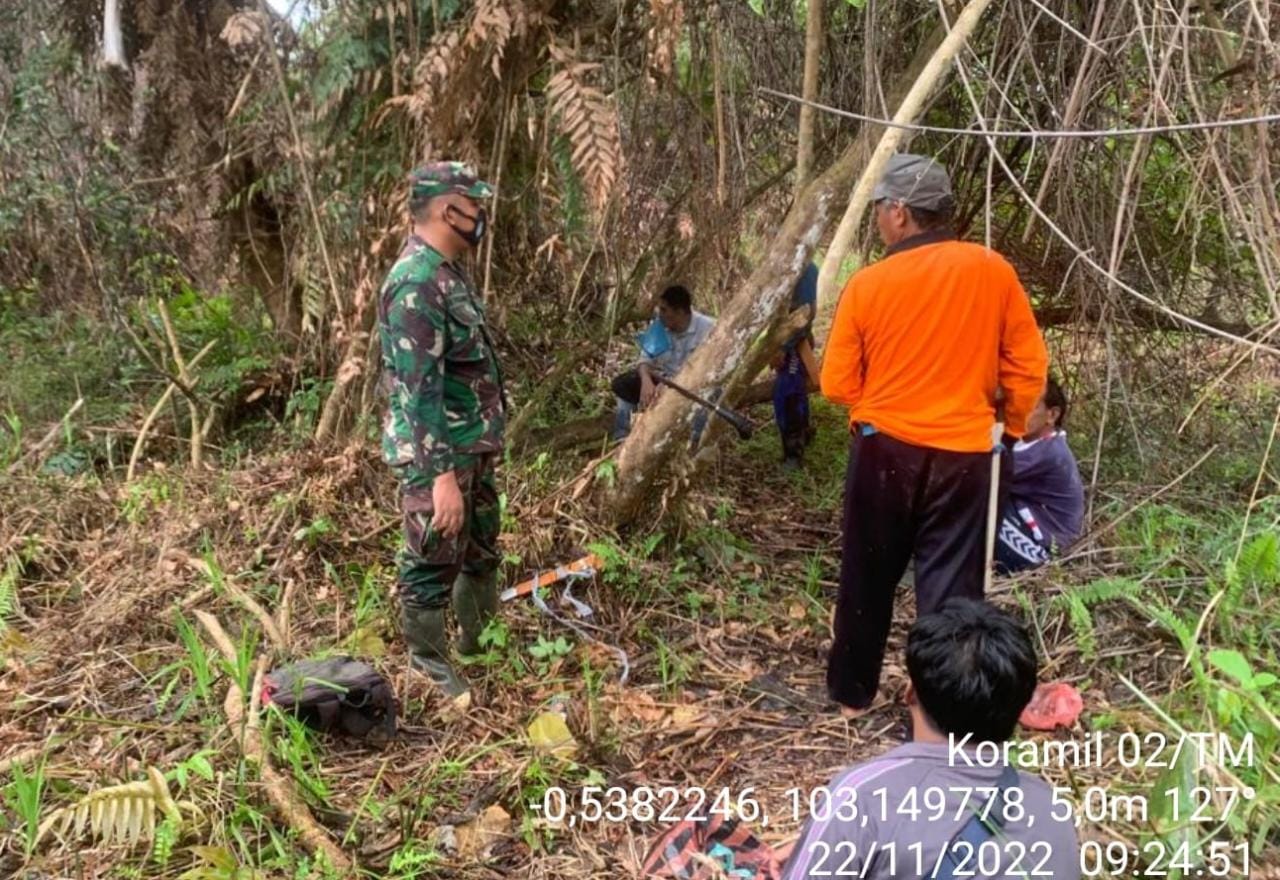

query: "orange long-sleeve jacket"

left=820, top=234, right=1049, bottom=453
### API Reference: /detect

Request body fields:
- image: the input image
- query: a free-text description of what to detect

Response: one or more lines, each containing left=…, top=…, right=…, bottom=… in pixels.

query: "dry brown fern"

left=646, top=0, right=684, bottom=82
left=467, top=0, right=534, bottom=77
left=387, top=0, right=537, bottom=151
left=219, top=10, right=266, bottom=53
left=547, top=43, right=624, bottom=212
left=36, top=767, right=198, bottom=849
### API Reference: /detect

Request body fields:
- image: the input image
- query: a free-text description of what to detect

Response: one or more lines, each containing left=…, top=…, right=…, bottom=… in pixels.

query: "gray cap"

left=872, top=153, right=954, bottom=212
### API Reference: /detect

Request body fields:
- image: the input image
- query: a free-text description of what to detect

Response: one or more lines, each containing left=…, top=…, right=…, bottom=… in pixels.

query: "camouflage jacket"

left=377, top=235, right=506, bottom=478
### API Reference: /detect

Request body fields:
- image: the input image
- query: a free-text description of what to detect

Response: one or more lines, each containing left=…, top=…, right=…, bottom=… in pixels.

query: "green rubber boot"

left=452, top=571, right=500, bottom=656
left=400, top=605, right=470, bottom=704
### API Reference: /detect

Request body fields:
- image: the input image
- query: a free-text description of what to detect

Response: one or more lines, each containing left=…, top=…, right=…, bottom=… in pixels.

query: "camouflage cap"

left=408, top=161, right=494, bottom=202
left=872, top=153, right=954, bottom=212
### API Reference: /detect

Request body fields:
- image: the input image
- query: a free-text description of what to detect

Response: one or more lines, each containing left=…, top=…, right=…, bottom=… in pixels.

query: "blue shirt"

left=785, top=263, right=818, bottom=353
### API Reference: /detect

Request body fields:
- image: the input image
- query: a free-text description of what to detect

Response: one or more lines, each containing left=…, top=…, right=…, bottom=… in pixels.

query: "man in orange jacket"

left=820, top=153, right=1048, bottom=717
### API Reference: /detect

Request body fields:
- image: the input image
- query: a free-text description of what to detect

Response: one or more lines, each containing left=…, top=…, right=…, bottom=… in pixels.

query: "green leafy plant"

left=1206, top=649, right=1278, bottom=740
left=3, top=757, right=46, bottom=859
left=1051, top=577, right=1141, bottom=661
left=294, top=516, right=336, bottom=546
left=268, top=709, right=331, bottom=806
left=153, top=612, right=216, bottom=720
left=528, top=634, right=573, bottom=671
left=0, top=410, right=21, bottom=468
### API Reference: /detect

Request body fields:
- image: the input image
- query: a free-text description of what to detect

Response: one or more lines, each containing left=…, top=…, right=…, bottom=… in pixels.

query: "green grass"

left=2, top=757, right=47, bottom=860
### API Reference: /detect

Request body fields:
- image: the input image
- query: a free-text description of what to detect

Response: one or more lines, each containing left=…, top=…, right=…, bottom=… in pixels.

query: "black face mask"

left=446, top=204, right=487, bottom=247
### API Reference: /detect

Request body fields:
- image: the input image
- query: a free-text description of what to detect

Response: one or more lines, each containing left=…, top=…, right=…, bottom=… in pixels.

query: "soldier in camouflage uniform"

left=378, top=162, right=506, bottom=706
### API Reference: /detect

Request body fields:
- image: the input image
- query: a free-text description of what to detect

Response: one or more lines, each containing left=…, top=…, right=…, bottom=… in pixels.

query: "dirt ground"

left=0, top=416, right=1221, bottom=877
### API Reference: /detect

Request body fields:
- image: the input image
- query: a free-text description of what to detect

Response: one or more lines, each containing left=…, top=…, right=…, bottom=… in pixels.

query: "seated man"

left=996, top=378, right=1085, bottom=574
left=783, top=600, right=1079, bottom=879
left=772, top=263, right=821, bottom=470
left=611, top=284, right=716, bottom=440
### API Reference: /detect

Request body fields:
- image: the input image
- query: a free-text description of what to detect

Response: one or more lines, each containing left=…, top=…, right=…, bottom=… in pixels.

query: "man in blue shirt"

left=611, top=284, right=715, bottom=440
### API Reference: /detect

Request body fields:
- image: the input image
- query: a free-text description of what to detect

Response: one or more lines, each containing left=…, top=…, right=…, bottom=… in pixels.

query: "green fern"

left=1051, top=577, right=1141, bottom=661
left=1238, top=532, right=1279, bottom=587
left=0, top=554, right=19, bottom=633
left=1062, top=593, right=1097, bottom=660
left=550, top=135, right=586, bottom=242
left=1061, top=576, right=1142, bottom=607
left=1141, top=601, right=1213, bottom=693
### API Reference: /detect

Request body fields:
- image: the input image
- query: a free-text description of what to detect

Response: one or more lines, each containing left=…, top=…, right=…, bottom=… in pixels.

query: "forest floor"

left=1, top=399, right=1276, bottom=878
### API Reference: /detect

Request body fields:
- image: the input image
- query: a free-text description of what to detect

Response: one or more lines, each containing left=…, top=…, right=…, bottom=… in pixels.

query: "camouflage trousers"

left=397, top=454, right=500, bottom=610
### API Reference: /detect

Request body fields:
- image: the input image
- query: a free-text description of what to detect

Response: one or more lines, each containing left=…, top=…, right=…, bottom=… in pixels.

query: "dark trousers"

left=612, top=370, right=643, bottom=404
left=772, top=350, right=812, bottom=461
left=827, top=430, right=1006, bottom=709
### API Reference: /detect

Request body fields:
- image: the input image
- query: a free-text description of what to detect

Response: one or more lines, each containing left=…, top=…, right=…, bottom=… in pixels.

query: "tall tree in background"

left=794, top=0, right=823, bottom=197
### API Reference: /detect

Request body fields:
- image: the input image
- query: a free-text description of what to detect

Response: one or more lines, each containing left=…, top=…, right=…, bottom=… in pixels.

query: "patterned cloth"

left=377, top=234, right=506, bottom=481
left=642, top=815, right=783, bottom=880
left=397, top=454, right=500, bottom=609
left=994, top=506, right=1052, bottom=573
left=408, top=161, right=493, bottom=201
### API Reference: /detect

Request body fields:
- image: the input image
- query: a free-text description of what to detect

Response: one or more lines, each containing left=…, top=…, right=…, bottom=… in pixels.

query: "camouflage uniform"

left=378, top=164, right=506, bottom=618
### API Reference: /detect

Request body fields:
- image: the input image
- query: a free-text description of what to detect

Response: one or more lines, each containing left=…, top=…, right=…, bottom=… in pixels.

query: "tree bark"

left=794, top=0, right=823, bottom=198
left=816, top=0, right=996, bottom=312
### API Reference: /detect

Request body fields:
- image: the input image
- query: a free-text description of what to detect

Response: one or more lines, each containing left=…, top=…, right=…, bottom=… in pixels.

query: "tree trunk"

left=604, top=11, right=963, bottom=526
left=816, top=0, right=997, bottom=312
left=794, top=0, right=823, bottom=198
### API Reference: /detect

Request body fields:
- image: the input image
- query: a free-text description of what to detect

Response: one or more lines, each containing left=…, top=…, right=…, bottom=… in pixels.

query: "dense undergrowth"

left=1, top=320, right=1277, bottom=876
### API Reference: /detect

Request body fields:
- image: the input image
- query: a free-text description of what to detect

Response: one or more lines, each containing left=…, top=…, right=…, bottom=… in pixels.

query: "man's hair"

left=904, top=202, right=954, bottom=232
left=1044, top=376, right=1068, bottom=428
left=409, top=194, right=436, bottom=223
left=659, top=284, right=692, bottom=313
left=907, top=599, right=1037, bottom=743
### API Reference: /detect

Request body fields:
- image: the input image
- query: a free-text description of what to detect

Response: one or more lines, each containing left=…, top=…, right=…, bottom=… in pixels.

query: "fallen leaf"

left=608, top=689, right=666, bottom=725
left=455, top=804, right=511, bottom=859
left=666, top=705, right=706, bottom=729
left=348, top=627, right=386, bottom=658
left=527, top=711, right=577, bottom=758
left=787, top=602, right=806, bottom=621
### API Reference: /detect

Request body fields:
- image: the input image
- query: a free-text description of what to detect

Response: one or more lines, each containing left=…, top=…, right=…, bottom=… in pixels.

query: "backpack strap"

left=931, top=764, right=1020, bottom=880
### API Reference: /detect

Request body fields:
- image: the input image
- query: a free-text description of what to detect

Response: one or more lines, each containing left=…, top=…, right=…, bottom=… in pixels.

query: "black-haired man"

left=782, top=600, right=1079, bottom=879
left=995, top=378, right=1085, bottom=573
left=612, top=284, right=716, bottom=440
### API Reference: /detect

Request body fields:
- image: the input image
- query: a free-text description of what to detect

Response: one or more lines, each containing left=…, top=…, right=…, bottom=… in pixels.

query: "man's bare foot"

left=838, top=703, right=870, bottom=720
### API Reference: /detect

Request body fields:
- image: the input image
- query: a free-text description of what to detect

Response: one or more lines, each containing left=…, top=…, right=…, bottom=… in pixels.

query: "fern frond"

left=37, top=767, right=190, bottom=849
left=547, top=43, right=624, bottom=212
left=0, top=555, right=18, bottom=631
left=1054, top=576, right=1142, bottom=609
left=1142, top=603, right=1197, bottom=654
left=1064, top=593, right=1097, bottom=660
left=1050, top=578, right=1142, bottom=661
left=1238, top=531, right=1279, bottom=587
